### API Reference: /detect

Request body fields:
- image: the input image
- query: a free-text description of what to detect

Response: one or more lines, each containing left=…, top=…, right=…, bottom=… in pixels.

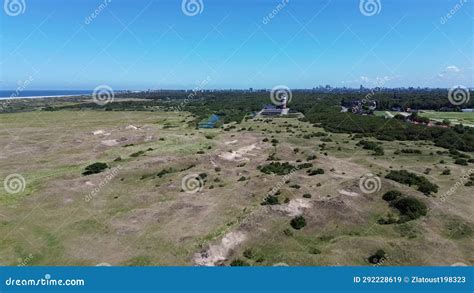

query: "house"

left=259, top=104, right=283, bottom=116
left=341, top=99, right=376, bottom=115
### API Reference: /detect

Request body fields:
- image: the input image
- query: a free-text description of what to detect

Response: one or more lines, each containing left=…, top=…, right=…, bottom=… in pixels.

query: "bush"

left=441, top=169, right=451, bottom=175
left=261, top=195, right=279, bottom=206
left=357, top=140, right=384, bottom=156
left=238, top=176, right=246, bottom=182
left=390, top=196, right=427, bottom=222
left=386, top=170, right=438, bottom=194
left=303, top=193, right=312, bottom=199
left=290, top=216, right=307, bottom=230
left=307, top=168, right=325, bottom=176
left=455, top=159, right=468, bottom=166
left=83, top=162, right=108, bottom=175
left=259, top=162, right=296, bottom=175
left=382, top=190, right=402, bottom=202
left=368, top=249, right=386, bottom=264
left=297, top=163, right=313, bottom=169
left=230, top=259, right=250, bottom=266
left=400, top=149, right=422, bottom=154
left=243, top=249, right=254, bottom=259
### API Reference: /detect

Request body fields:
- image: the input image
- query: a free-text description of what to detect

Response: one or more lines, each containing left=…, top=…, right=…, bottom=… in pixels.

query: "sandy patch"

left=92, top=130, right=110, bottom=136
left=338, top=189, right=360, bottom=197
left=101, top=139, right=119, bottom=147
left=194, top=231, right=247, bottom=266
left=225, top=140, right=238, bottom=145
left=125, top=125, right=139, bottom=130
left=219, top=144, right=259, bottom=162
left=273, top=198, right=312, bottom=217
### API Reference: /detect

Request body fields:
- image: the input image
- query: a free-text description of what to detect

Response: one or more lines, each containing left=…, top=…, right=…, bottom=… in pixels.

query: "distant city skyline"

left=1, top=0, right=473, bottom=90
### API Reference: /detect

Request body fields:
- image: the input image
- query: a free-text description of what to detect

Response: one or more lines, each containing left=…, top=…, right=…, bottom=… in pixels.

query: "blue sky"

left=1, top=0, right=473, bottom=90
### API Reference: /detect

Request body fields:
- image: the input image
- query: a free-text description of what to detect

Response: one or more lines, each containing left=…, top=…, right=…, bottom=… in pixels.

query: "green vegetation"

left=368, top=249, right=386, bottom=264
left=290, top=216, right=307, bottom=230
left=82, top=162, right=108, bottom=176
left=230, top=259, right=250, bottom=266
left=385, top=170, right=438, bottom=194
left=357, top=140, right=384, bottom=156
left=382, top=190, right=402, bottom=202
left=261, top=195, right=279, bottom=206
left=259, top=162, right=296, bottom=175
left=307, top=169, right=325, bottom=176
left=391, top=197, right=427, bottom=223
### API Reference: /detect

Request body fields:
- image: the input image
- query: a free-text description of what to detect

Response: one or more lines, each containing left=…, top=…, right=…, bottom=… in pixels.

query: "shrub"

left=455, top=159, right=468, bottom=166
left=289, top=184, right=301, bottom=189
left=83, top=162, right=108, bottom=175
left=368, top=249, right=386, bottom=264
left=303, top=193, right=312, bottom=199
left=385, top=170, right=438, bottom=194
left=382, top=190, right=402, bottom=202
left=230, top=259, right=249, bottom=266
left=309, top=247, right=321, bottom=255
left=400, top=149, right=422, bottom=154
left=297, top=163, right=313, bottom=169
left=357, top=140, right=384, bottom=156
left=283, top=228, right=293, bottom=236
left=130, top=150, right=145, bottom=158
left=261, top=195, right=279, bottom=206
left=307, top=155, right=317, bottom=161
left=259, top=162, right=296, bottom=175
left=290, top=216, right=307, bottom=230
left=238, top=176, right=246, bottom=182
left=243, top=249, right=254, bottom=259
left=441, top=169, right=451, bottom=175
left=390, top=196, right=427, bottom=222
left=307, top=168, right=324, bottom=176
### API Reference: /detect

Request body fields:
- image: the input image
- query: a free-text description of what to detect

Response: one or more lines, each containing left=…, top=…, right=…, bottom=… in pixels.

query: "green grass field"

left=0, top=110, right=472, bottom=266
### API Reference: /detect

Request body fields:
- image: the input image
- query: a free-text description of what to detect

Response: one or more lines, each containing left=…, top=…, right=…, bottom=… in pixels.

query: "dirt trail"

left=194, top=231, right=247, bottom=266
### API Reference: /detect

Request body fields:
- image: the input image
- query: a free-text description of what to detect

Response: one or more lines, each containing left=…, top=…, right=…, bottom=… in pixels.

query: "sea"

left=0, top=90, right=94, bottom=99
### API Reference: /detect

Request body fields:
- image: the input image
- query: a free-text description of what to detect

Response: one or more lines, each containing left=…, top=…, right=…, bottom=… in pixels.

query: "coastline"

left=0, top=94, right=91, bottom=100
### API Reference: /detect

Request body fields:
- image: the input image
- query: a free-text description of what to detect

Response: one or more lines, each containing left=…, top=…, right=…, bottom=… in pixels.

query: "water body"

left=0, top=90, right=94, bottom=99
